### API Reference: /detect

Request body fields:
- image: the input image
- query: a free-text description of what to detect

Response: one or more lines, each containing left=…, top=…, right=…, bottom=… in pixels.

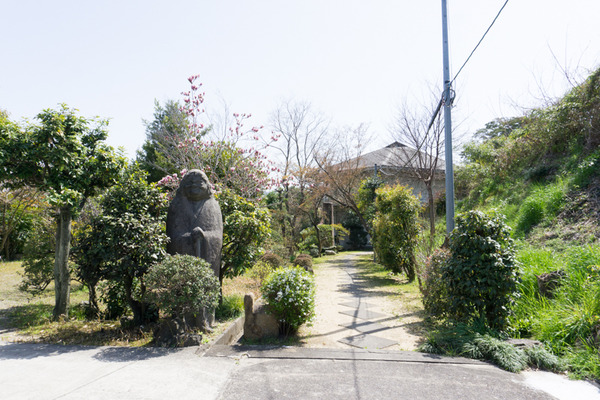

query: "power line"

left=451, top=0, right=510, bottom=85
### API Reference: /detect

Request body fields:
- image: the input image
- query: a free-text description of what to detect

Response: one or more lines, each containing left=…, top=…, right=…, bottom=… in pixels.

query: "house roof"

left=347, top=142, right=445, bottom=172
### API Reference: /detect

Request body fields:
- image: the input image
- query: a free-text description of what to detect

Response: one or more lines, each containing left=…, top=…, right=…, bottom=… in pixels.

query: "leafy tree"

left=357, top=175, right=384, bottom=232
left=373, top=185, right=421, bottom=282
left=219, top=189, right=271, bottom=285
left=0, top=105, right=125, bottom=319
left=73, top=166, right=169, bottom=324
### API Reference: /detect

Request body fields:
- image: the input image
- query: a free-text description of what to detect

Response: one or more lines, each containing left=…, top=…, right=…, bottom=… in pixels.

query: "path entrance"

left=298, top=252, right=423, bottom=350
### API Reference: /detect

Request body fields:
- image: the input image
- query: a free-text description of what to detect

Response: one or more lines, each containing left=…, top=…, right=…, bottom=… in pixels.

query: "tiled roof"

left=347, top=142, right=445, bottom=172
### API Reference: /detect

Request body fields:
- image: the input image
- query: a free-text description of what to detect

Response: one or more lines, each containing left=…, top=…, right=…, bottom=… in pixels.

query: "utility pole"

left=441, top=0, right=455, bottom=234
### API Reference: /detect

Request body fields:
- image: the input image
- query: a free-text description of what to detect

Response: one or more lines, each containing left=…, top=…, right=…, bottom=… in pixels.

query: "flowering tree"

left=155, top=76, right=279, bottom=200
left=155, top=76, right=275, bottom=283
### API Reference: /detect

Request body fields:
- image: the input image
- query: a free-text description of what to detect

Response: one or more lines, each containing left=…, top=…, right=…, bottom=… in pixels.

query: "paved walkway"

left=299, top=252, right=421, bottom=350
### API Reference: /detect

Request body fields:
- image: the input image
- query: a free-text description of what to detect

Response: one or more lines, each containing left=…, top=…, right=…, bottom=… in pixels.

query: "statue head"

left=178, top=169, right=213, bottom=202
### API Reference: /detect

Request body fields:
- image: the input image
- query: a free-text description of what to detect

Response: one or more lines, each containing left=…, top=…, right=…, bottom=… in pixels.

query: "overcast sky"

left=1, top=1, right=599, bottom=159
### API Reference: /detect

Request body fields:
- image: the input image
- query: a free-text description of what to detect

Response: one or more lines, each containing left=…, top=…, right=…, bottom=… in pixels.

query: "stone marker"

left=244, top=293, right=279, bottom=340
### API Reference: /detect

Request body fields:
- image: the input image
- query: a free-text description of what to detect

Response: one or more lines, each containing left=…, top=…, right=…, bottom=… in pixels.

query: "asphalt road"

left=2, top=342, right=599, bottom=400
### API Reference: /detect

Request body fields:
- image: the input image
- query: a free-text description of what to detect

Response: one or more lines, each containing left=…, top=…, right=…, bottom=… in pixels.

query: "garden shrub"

left=442, top=210, right=519, bottom=330
left=19, top=217, right=55, bottom=296
left=293, top=254, right=313, bottom=273
left=261, top=266, right=315, bottom=335
left=373, top=185, right=420, bottom=281
left=260, top=252, right=285, bottom=269
left=145, top=255, right=220, bottom=321
left=420, top=248, right=450, bottom=319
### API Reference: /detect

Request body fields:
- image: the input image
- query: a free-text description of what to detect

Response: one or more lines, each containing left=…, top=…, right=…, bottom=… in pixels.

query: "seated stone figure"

left=166, top=169, right=223, bottom=329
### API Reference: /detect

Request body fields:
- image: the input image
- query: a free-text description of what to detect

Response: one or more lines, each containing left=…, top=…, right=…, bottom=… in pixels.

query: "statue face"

left=182, top=172, right=210, bottom=201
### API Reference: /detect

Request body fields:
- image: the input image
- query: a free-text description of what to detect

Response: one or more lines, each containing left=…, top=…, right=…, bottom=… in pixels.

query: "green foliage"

left=72, top=165, right=168, bottom=324
left=420, top=322, right=563, bottom=373
left=19, top=216, right=55, bottom=296
left=357, top=175, right=384, bottom=230
left=219, top=189, right=271, bottom=280
left=340, top=210, right=369, bottom=249
left=298, top=224, right=349, bottom=253
left=137, top=100, right=195, bottom=182
left=509, top=244, right=600, bottom=379
left=0, top=105, right=125, bottom=318
left=145, top=255, right=220, bottom=319
left=419, top=249, right=450, bottom=319
left=261, top=266, right=315, bottom=335
left=215, top=294, right=244, bottom=320
left=372, top=185, right=421, bottom=281
left=442, top=211, right=519, bottom=330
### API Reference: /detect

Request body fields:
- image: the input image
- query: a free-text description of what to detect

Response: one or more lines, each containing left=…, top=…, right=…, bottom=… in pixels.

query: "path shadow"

left=0, top=342, right=90, bottom=360
left=92, top=346, right=177, bottom=362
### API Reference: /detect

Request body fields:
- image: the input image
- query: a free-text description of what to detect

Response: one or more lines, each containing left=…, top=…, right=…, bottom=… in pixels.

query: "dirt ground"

left=297, top=252, right=425, bottom=351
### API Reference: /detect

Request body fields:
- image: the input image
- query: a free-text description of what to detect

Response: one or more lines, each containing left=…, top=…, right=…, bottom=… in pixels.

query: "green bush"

left=261, top=266, right=315, bottom=335
left=19, top=217, right=55, bottom=296
left=420, top=249, right=450, bottom=319
left=145, top=255, right=220, bottom=320
left=298, top=224, right=349, bottom=254
left=373, top=185, right=421, bottom=281
left=443, top=210, right=519, bottom=330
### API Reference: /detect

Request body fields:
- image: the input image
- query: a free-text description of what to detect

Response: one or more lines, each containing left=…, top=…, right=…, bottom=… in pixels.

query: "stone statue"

left=166, top=169, right=223, bottom=328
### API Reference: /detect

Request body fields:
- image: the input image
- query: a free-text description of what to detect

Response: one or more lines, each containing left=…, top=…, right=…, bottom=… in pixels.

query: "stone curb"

left=213, top=315, right=245, bottom=346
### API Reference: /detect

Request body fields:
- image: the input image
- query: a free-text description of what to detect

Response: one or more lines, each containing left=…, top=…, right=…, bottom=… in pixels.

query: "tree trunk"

left=53, top=206, right=72, bottom=320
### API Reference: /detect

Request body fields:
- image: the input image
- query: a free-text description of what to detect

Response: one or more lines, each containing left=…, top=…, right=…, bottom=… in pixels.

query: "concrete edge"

left=213, top=315, right=245, bottom=346
left=203, top=344, right=489, bottom=365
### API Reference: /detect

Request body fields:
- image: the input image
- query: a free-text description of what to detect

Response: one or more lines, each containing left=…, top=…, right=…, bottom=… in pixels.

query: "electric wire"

left=451, top=0, right=510, bottom=85
left=427, top=0, right=510, bottom=133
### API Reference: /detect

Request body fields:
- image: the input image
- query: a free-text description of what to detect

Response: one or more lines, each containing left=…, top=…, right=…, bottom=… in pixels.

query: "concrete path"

left=2, top=341, right=599, bottom=400
left=300, top=252, right=421, bottom=350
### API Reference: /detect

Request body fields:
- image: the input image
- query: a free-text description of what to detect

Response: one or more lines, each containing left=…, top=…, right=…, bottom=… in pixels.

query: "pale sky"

left=1, top=1, right=599, bottom=159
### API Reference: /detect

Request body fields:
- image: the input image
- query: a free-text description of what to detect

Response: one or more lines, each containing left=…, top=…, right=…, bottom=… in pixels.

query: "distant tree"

left=137, top=100, right=199, bottom=182
left=0, top=105, right=125, bottom=319
left=270, top=100, right=329, bottom=254
left=314, top=124, right=373, bottom=237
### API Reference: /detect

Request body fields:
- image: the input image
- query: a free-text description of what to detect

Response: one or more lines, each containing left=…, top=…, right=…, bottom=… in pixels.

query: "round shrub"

left=293, top=254, right=313, bottom=273
left=442, top=210, right=519, bottom=330
left=145, top=255, right=220, bottom=319
left=260, top=252, right=285, bottom=269
left=261, top=266, right=315, bottom=335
